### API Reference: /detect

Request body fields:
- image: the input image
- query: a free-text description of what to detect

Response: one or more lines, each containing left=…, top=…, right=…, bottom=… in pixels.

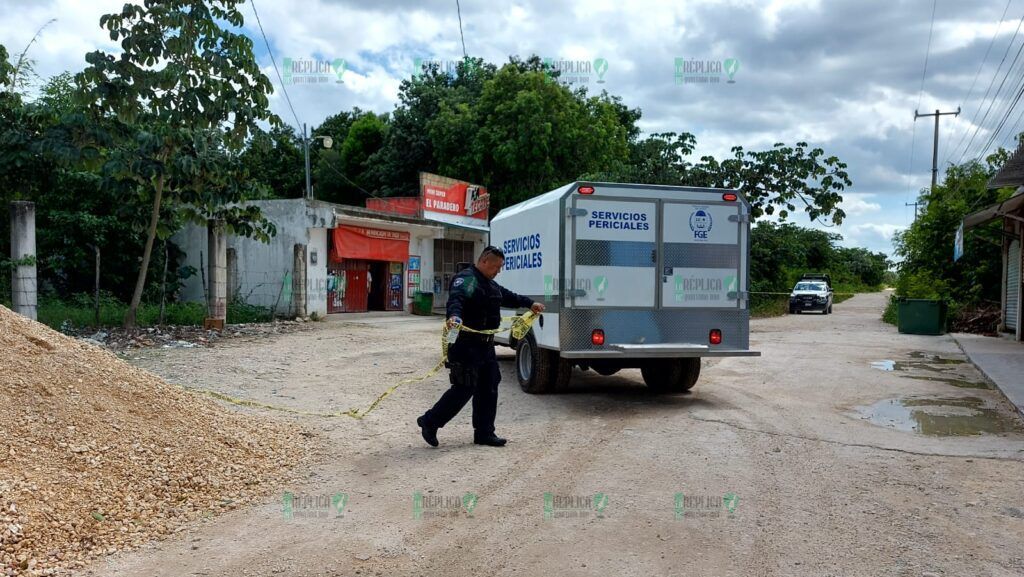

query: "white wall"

left=173, top=200, right=487, bottom=318
left=174, top=199, right=332, bottom=318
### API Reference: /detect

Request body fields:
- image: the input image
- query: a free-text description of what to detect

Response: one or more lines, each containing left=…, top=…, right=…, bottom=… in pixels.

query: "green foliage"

left=75, top=0, right=280, bottom=326
left=892, top=158, right=1010, bottom=304
left=747, top=221, right=890, bottom=317
left=30, top=292, right=270, bottom=330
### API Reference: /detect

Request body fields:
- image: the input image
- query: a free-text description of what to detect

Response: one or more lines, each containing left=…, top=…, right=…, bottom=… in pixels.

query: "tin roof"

left=988, top=144, right=1024, bottom=190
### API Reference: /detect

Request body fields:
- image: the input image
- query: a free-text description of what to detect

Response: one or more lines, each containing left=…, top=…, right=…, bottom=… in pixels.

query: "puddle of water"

left=907, top=351, right=966, bottom=364
left=856, top=397, right=1022, bottom=436
left=903, top=375, right=991, bottom=389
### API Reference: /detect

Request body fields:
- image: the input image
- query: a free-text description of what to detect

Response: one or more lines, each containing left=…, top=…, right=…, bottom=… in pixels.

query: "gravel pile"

left=0, top=306, right=306, bottom=576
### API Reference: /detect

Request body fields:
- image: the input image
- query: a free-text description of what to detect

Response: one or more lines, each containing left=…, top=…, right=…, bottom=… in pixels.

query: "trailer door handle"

left=651, top=250, right=657, bottom=263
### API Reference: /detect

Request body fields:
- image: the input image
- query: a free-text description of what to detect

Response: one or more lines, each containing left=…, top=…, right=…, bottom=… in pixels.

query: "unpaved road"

left=87, top=292, right=1024, bottom=577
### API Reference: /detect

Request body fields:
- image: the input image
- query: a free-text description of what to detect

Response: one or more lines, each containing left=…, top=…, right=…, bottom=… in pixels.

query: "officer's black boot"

left=417, top=415, right=439, bottom=447
left=474, top=433, right=507, bottom=447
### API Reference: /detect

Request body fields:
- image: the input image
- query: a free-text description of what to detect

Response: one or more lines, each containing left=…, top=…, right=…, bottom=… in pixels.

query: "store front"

left=328, top=225, right=409, bottom=313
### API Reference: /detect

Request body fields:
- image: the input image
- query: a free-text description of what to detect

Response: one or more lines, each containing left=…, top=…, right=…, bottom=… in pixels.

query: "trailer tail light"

left=591, top=329, right=605, bottom=346
left=709, top=329, right=722, bottom=345
left=722, top=192, right=738, bottom=202
left=578, top=186, right=595, bottom=195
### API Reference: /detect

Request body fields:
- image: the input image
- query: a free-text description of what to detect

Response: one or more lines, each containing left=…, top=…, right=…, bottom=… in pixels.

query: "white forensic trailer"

left=491, top=181, right=760, bottom=394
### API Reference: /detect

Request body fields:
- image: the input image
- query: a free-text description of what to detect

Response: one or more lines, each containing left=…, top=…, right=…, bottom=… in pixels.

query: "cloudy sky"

left=2, top=0, right=1021, bottom=256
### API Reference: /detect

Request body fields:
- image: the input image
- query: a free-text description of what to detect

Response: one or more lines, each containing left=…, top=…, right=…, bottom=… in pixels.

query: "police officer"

left=417, top=246, right=545, bottom=447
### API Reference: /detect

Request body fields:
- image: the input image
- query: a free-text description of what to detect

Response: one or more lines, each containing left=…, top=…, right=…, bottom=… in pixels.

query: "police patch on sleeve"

left=453, top=278, right=465, bottom=288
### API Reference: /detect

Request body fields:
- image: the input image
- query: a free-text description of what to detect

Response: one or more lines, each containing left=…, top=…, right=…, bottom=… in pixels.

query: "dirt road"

left=86, top=292, right=1024, bottom=577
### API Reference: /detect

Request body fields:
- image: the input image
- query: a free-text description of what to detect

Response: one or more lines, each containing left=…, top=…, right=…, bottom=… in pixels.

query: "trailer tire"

left=641, top=358, right=700, bottom=393
left=516, top=334, right=571, bottom=394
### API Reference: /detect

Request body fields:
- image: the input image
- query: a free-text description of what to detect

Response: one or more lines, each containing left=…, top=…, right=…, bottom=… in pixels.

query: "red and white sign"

left=420, top=172, right=489, bottom=228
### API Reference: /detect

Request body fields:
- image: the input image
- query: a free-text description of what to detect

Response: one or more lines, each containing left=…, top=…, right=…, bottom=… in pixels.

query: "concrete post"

left=9, top=201, right=37, bottom=320
left=293, top=243, right=307, bottom=319
left=226, top=247, right=238, bottom=304
left=205, top=219, right=227, bottom=331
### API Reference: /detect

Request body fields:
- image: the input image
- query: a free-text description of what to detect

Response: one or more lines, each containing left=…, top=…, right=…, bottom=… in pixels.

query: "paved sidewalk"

left=953, top=332, right=1024, bottom=416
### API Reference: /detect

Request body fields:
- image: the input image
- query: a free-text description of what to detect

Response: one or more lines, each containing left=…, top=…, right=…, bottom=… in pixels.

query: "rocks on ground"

left=0, top=305, right=309, bottom=576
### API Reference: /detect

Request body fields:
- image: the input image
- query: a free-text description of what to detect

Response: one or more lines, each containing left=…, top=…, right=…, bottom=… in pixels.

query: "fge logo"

left=689, top=209, right=713, bottom=240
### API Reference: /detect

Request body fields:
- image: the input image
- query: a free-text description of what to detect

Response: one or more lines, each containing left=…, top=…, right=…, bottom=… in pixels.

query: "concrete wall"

left=175, top=200, right=332, bottom=318
left=173, top=199, right=488, bottom=317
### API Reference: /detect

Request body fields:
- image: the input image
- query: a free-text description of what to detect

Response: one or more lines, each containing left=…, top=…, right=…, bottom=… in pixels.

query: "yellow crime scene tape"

left=182, top=311, right=538, bottom=420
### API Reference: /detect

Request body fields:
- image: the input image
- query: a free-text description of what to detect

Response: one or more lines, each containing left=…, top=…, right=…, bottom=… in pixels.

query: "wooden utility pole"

left=914, top=107, right=960, bottom=191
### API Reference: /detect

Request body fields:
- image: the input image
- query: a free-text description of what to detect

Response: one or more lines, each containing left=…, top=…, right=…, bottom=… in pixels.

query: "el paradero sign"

left=420, top=172, right=489, bottom=227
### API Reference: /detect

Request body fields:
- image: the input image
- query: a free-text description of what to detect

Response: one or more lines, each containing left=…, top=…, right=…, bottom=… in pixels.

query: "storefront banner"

left=331, top=225, right=410, bottom=263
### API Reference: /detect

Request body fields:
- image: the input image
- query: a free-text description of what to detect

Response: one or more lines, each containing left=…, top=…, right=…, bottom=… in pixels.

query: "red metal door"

left=342, top=260, right=369, bottom=312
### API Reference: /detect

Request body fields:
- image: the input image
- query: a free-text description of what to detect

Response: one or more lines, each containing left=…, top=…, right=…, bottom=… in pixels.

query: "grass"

left=3, top=294, right=275, bottom=331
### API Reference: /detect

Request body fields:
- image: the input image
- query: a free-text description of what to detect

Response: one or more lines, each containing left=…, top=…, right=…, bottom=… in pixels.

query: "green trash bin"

left=412, top=291, right=434, bottom=316
left=897, top=298, right=947, bottom=335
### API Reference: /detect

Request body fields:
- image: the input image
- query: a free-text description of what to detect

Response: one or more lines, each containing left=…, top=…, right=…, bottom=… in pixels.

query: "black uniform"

left=420, top=265, right=534, bottom=436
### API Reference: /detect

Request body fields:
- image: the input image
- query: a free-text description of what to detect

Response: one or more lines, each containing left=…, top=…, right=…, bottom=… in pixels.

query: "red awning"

left=331, top=226, right=410, bottom=263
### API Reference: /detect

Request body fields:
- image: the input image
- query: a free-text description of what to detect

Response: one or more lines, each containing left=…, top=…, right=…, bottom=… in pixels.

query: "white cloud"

left=841, top=193, right=882, bottom=216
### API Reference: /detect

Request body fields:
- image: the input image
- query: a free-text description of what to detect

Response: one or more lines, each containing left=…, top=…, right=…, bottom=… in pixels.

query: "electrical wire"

left=249, top=0, right=302, bottom=131
left=957, top=10, right=1024, bottom=164
left=906, top=0, right=937, bottom=219
left=943, top=0, right=1013, bottom=166
left=456, top=0, right=468, bottom=58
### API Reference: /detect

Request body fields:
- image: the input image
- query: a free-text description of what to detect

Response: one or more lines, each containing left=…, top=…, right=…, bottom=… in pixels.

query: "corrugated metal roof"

left=989, top=145, right=1024, bottom=190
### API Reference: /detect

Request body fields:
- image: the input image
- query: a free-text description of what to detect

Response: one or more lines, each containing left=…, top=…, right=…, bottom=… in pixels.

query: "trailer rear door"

left=660, top=201, right=742, bottom=308
left=570, top=197, right=658, bottom=307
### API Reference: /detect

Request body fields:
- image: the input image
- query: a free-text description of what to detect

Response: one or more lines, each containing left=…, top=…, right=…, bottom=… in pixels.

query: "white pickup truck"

left=490, top=181, right=760, bottom=394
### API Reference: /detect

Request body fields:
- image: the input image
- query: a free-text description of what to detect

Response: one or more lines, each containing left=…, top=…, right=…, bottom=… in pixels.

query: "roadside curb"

left=952, top=333, right=1024, bottom=420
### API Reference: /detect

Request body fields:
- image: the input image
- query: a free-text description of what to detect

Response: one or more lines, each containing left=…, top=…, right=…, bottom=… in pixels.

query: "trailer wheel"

left=641, top=358, right=700, bottom=393
left=516, top=334, right=571, bottom=394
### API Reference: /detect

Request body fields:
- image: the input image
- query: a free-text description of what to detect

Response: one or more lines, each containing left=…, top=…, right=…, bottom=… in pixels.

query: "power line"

left=906, top=0, right=937, bottom=221
left=966, top=32, right=1024, bottom=161
left=249, top=0, right=302, bottom=131
left=957, top=10, right=1024, bottom=164
left=943, top=0, right=1014, bottom=166
left=456, top=0, right=468, bottom=58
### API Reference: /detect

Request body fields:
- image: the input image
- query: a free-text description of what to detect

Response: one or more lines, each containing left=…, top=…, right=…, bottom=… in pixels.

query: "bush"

left=29, top=293, right=270, bottom=330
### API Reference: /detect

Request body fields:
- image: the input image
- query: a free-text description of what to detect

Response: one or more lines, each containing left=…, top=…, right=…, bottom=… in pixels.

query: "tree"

left=314, top=111, right=388, bottom=204
left=893, top=155, right=1011, bottom=304
left=76, top=0, right=278, bottom=327
left=239, top=125, right=304, bottom=198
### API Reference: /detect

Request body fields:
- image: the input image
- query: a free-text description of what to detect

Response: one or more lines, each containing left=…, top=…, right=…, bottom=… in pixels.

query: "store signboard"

left=420, top=172, right=489, bottom=228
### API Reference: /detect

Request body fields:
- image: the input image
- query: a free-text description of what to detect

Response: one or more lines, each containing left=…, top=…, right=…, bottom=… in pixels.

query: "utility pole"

left=914, top=107, right=960, bottom=191
left=905, top=201, right=919, bottom=221
left=303, top=122, right=312, bottom=200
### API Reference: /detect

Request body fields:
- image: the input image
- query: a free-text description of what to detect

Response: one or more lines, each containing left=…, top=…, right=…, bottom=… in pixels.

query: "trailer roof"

left=492, top=181, right=746, bottom=222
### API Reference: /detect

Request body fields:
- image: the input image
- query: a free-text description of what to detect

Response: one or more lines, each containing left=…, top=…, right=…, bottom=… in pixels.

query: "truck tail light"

left=592, top=329, right=605, bottom=346
left=709, top=329, right=722, bottom=345
left=722, top=192, right=738, bottom=201
left=578, top=186, right=595, bottom=195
